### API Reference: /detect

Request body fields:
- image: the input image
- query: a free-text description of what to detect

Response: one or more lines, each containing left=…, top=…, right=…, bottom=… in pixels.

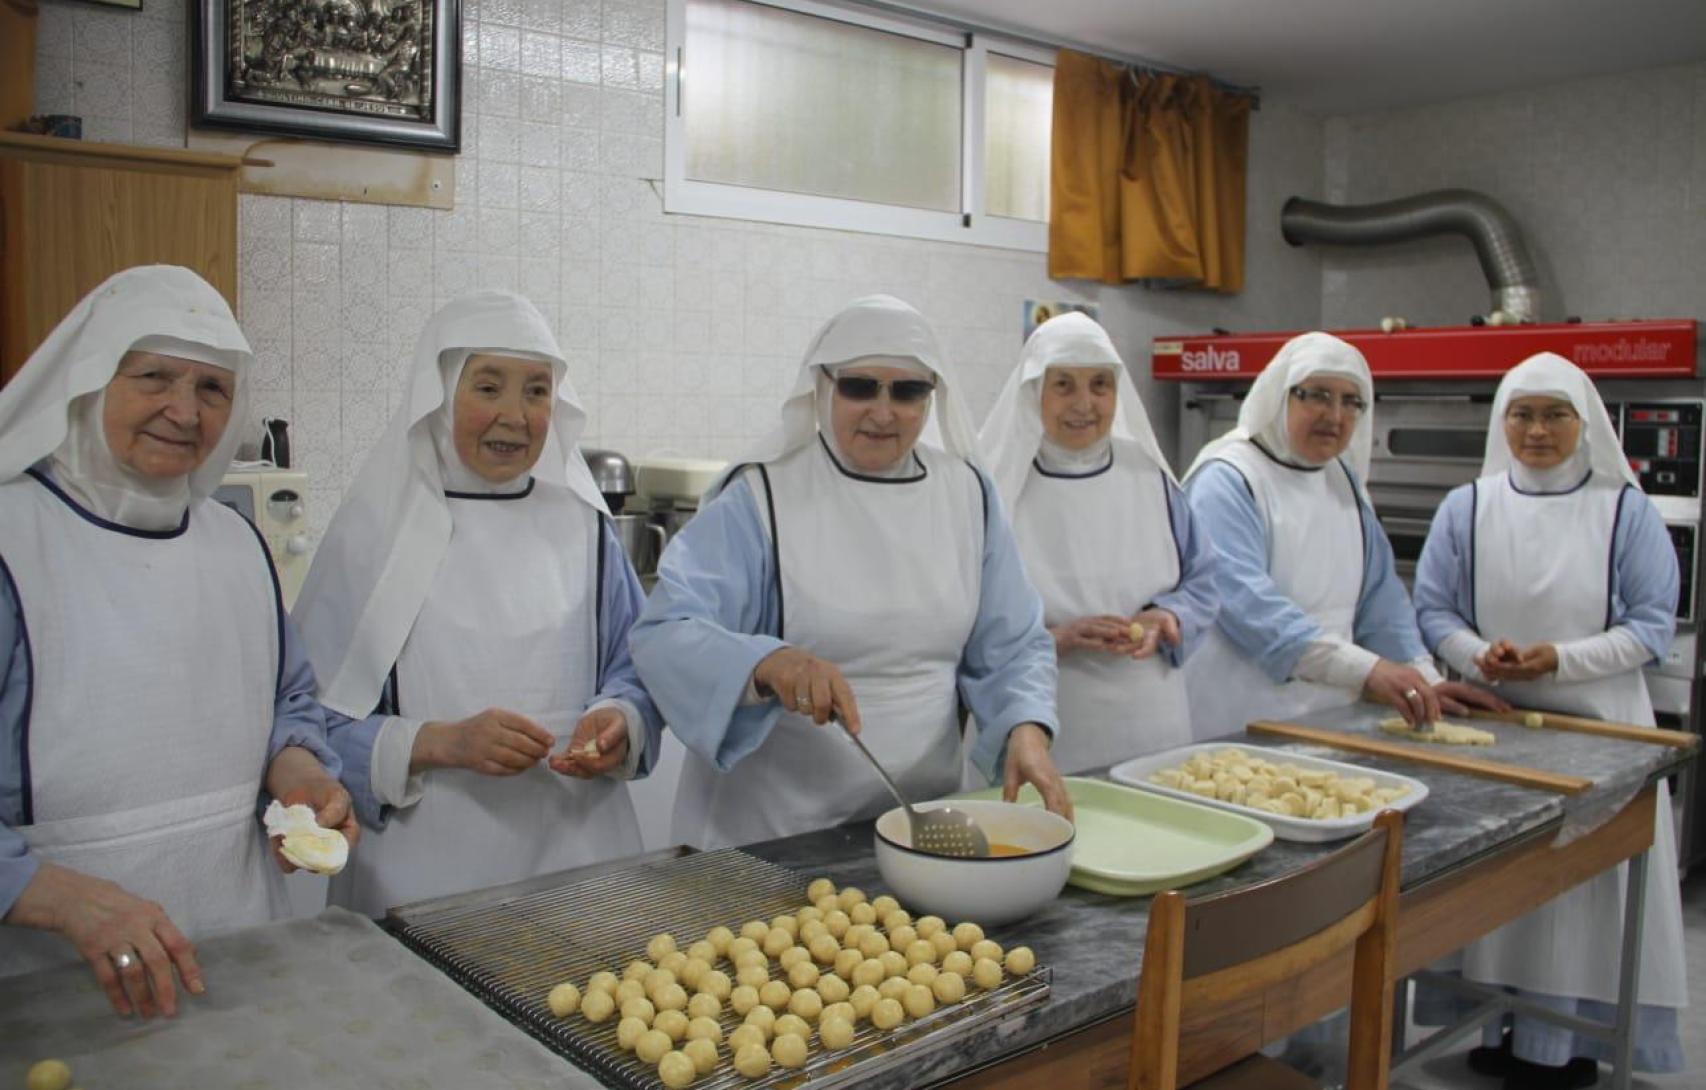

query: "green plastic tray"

left=958, top=776, right=1274, bottom=896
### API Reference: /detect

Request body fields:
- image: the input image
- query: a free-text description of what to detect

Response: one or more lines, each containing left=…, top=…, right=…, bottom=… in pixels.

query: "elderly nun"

left=0, top=266, right=352, bottom=1017
left=978, top=313, right=1217, bottom=771
left=631, top=295, right=1071, bottom=849
left=294, top=291, right=661, bottom=917
left=1182, top=332, right=1503, bottom=737
left=1413, top=352, right=1686, bottom=1082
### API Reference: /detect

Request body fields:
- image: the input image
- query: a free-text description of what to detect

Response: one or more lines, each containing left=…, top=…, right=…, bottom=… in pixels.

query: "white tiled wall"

left=31, top=0, right=1324, bottom=542
left=1319, top=62, right=1706, bottom=329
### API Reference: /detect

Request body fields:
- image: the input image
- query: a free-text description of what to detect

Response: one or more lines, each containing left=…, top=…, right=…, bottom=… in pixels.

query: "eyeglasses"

left=834, top=375, right=937, bottom=404
left=1289, top=385, right=1368, bottom=416
left=1505, top=408, right=1580, bottom=429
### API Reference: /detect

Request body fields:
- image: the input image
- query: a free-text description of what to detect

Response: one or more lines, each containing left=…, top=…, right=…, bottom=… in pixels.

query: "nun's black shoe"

left=1501, top=1056, right=1599, bottom=1090
left=1468, top=1031, right=1514, bottom=1076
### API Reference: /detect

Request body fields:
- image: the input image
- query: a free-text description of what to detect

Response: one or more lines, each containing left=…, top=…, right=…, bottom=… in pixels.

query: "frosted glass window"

left=684, top=0, right=962, bottom=213
left=984, top=52, right=1052, bottom=222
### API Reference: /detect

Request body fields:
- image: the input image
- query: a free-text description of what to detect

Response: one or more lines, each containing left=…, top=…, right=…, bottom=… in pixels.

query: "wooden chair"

left=1129, top=809, right=1404, bottom=1090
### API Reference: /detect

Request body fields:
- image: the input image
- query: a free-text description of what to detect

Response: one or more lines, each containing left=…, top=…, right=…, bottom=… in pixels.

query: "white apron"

left=1013, top=441, right=1190, bottom=772
left=672, top=441, right=983, bottom=848
left=1185, top=444, right=1366, bottom=739
left=327, top=484, right=644, bottom=916
left=1459, top=473, right=1687, bottom=1008
left=0, top=475, right=283, bottom=975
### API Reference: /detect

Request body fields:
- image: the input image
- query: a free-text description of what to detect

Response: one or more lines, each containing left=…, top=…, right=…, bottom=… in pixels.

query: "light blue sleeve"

left=324, top=707, right=389, bottom=830
left=629, top=475, right=787, bottom=771
left=1184, top=460, right=1322, bottom=683
left=268, top=613, right=341, bottom=774
left=1349, top=481, right=1430, bottom=664
left=1610, top=487, right=1680, bottom=660
left=1413, top=485, right=1478, bottom=653
left=1149, top=476, right=1220, bottom=667
left=961, top=468, right=1059, bottom=785
left=0, top=562, right=37, bottom=919
left=594, top=517, right=665, bottom=777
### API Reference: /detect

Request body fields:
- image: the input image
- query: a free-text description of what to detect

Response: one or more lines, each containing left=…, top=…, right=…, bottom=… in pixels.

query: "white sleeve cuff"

left=1436, top=630, right=1492, bottom=681
left=587, top=698, right=646, bottom=780
left=1410, top=656, right=1446, bottom=687
left=1293, top=638, right=1380, bottom=693
left=739, top=672, right=767, bottom=707
left=373, top=716, right=428, bottom=810
left=1554, top=628, right=1652, bottom=683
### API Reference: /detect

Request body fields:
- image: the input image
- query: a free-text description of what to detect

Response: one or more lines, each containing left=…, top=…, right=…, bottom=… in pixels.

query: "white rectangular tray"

left=1108, top=743, right=1430, bottom=843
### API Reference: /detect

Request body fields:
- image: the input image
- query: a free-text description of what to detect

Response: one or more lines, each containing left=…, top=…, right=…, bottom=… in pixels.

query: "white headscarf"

left=293, top=291, right=607, bottom=717
left=0, top=266, right=251, bottom=530
left=1183, top=331, right=1375, bottom=483
left=1483, top=351, right=1636, bottom=492
left=979, top=312, right=1175, bottom=511
left=717, top=295, right=979, bottom=489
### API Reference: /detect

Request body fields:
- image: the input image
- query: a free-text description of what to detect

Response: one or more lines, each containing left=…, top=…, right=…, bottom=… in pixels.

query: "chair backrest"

left=1129, top=809, right=1403, bottom=1090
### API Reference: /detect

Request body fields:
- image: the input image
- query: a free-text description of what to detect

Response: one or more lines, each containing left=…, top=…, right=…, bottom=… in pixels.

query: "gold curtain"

left=0, top=0, right=39, bottom=131
left=1048, top=50, right=1251, bottom=293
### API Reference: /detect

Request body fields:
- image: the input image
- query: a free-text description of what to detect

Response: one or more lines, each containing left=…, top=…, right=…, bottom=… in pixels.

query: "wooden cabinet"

left=0, top=132, right=242, bottom=384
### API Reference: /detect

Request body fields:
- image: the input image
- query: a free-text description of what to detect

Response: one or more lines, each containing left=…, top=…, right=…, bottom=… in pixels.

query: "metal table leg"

left=1610, top=849, right=1649, bottom=1090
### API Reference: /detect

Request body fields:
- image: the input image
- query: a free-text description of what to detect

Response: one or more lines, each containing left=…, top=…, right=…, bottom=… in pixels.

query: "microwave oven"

left=213, top=468, right=313, bottom=609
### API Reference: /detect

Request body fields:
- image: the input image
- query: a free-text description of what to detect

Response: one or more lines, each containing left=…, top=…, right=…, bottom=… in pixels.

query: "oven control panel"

left=1617, top=401, right=1703, bottom=498
left=1668, top=523, right=1697, bottom=624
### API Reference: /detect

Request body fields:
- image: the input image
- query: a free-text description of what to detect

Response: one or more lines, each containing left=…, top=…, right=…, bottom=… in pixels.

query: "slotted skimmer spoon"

left=839, top=723, right=989, bottom=858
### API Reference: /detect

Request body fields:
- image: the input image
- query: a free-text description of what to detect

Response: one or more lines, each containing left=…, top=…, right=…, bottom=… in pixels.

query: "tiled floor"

left=1393, top=869, right=1704, bottom=1089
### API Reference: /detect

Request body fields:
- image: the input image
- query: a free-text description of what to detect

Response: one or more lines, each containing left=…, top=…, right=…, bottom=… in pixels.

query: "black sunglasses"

left=834, top=375, right=937, bottom=403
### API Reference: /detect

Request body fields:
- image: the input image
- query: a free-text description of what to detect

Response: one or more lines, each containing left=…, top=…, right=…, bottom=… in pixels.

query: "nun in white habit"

left=1182, top=332, right=1503, bottom=737
left=295, top=291, right=661, bottom=917
left=0, top=266, right=351, bottom=1017
left=630, top=295, right=1071, bottom=849
left=978, top=313, right=1217, bottom=772
left=1413, top=352, right=1686, bottom=1079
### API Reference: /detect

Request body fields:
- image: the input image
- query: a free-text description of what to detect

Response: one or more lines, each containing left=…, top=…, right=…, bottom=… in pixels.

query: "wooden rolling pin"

left=1246, top=720, right=1594, bottom=795
left=1467, top=708, right=1697, bottom=749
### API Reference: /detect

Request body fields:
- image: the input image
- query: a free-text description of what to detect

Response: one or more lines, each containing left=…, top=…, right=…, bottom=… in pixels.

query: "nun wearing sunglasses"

left=631, top=296, right=1072, bottom=849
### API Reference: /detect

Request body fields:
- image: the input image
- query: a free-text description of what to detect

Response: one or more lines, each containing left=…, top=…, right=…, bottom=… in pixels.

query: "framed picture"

left=1022, top=300, right=1099, bottom=342
left=193, top=0, right=462, bottom=152
left=72, top=0, right=144, bottom=11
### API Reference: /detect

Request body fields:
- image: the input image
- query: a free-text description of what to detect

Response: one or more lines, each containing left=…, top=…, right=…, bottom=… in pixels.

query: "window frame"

left=663, top=0, right=1053, bottom=252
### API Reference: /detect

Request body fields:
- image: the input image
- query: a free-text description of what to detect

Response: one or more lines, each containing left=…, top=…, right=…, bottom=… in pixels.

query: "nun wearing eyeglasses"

left=1182, top=332, right=1504, bottom=738
left=293, top=291, right=661, bottom=917
left=1411, top=352, right=1686, bottom=1083
left=978, top=314, right=1216, bottom=772
left=0, top=266, right=351, bottom=1017
left=631, top=295, right=1071, bottom=849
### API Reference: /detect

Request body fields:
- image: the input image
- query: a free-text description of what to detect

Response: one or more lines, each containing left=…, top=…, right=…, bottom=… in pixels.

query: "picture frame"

left=72, top=0, right=144, bottom=12
left=193, top=0, right=462, bottom=152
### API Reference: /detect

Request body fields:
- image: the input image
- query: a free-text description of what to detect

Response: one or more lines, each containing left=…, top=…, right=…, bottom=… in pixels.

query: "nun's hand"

left=549, top=707, right=629, bottom=778
left=263, top=746, right=360, bottom=873
left=1434, top=680, right=1510, bottom=716
left=752, top=647, right=862, bottom=734
left=1002, top=724, right=1074, bottom=822
left=1050, top=615, right=1141, bottom=656
left=1478, top=641, right=1558, bottom=682
left=418, top=709, right=555, bottom=776
left=1362, top=660, right=1442, bottom=725
left=1127, top=608, right=1181, bottom=661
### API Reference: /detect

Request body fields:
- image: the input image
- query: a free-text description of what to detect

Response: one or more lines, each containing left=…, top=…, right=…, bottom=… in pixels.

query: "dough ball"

left=837, top=886, right=867, bottom=912
left=658, top=1049, right=696, bottom=1089
left=687, top=1015, right=723, bottom=1044
left=687, top=991, right=722, bottom=1021
left=879, top=950, right=909, bottom=979
left=772, top=1031, right=809, bottom=1069
left=822, top=1000, right=856, bottom=1026
left=733, top=948, right=768, bottom=972
left=843, top=923, right=875, bottom=950
left=679, top=957, right=711, bottom=990
left=870, top=997, right=905, bottom=1030
left=778, top=945, right=811, bottom=972
left=881, top=908, right=912, bottom=932
left=762, top=927, right=794, bottom=958
left=906, top=962, right=938, bottom=987
left=800, top=919, right=830, bottom=945
left=951, top=922, right=984, bottom=951
left=759, top=979, right=792, bottom=1012
left=870, top=894, right=900, bottom=918
left=740, top=920, right=771, bottom=942
left=854, top=932, right=888, bottom=960
left=706, top=925, right=735, bottom=957
left=730, top=985, right=760, bottom=1016
left=902, top=983, right=935, bottom=1019
left=1129, top=620, right=1146, bottom=642
left=969, top=939, right=1003, bottom=963
left=617, top=1015, right=649, bottom=1051
left=796, top=904, right=825, bottom=925
left=660, top=951, right=689, bottom=975
left=1524, top=711, right=1545, bottom=729
left=743, top=1005, right=776, bottom=1039
left=820, top=1014, right=856, bottom=1050
left=787, top=960, right=820, bottom=989
left=769, top=914, right=800, bottom=938
left=728, top=1023, right=767, bottom=1054
left=849, top=902, right=877, bottom=926
left=914, top=915, right=946, bottom=940
left=851, top=958, right=885, bottom=988
left=621, top=996, right=656, bottom=1025
left=849, top=984, right=880, bottom=1019
left=930, top=931, right=957, bottom=959
left=736, top=965, right=769, bottom=989
left=655, top=982, right=689, bottom=1012
left=815, top=973, right=850, bottom=1004
left=636, top=1028, right=673, bottom=1065
left=648, top=933, right=678, bottom=961
left=932, top=971, right=967, bottom=1004
left=581, top=989, right=616, bottom=1023
left=877, top=977, right=910, bottom=1002
left=26, top=1061, right=73, bottom=1090
left=686, top=939, right=717, bottom=964
left=825, top=910, right=853, bottom=939
left=547, top=981, right=581, bottom=1018
left=644, top=968, right=677, bottom=996
left=972, top=957, right=1003, bottom=990
left=774, top=1013, right=811, bottom=1040
left=834, top=947, right=864, bottom=979
left=905, top=939, right=938, bottom=967
left=887, top=924, right=918, bottom=951
left=655, top=1009, right=689, bottom=1042
left=815, top=893, right=841, bottom=915
left=587, top=970, right=619, bottom=997
left=727, top=936, right=759, bottom=961
left=697, top=969, right=732, bottom=1000
left=624, top=959, right=654, bottom=982
left=809, top=934, right=841, bottom=965
left=788, top=987, right=823, bottom=1021
left=733, top=1041, right=772, bottom=1079
left=683, top=1036, right=719, bottom=1077
left=941, top=950, right=973, bottom=977
left=807, top=877, right=837, bottom=902
left=615, top=979, right=647, bottom=1007
left=1005, top=946, right=1037, bottom=975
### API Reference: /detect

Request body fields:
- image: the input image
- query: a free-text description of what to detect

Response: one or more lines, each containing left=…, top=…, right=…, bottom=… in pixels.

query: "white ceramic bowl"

left=873, top=800, right=1075, bottom=926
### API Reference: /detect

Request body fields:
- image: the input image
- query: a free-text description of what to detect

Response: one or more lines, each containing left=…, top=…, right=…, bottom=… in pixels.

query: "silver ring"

left=795, top=694, right=812, bottom=711
left=111, top=949, right=137, bottom=971
left=1403, top=688, right=1420, bottom=701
